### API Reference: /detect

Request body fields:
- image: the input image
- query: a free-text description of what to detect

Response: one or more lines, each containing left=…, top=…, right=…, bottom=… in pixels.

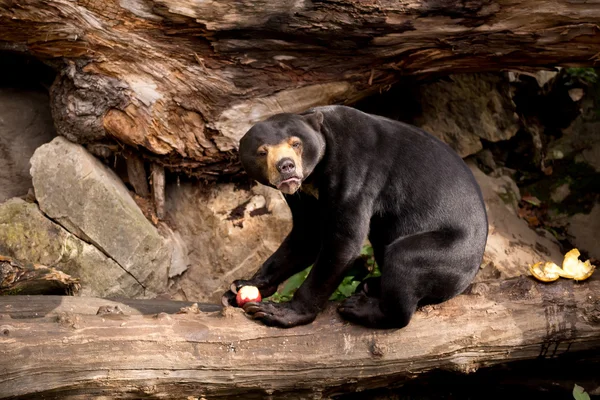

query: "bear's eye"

left=292, top=142, right=302, bottom=149
left=257, top=149, right=267, bottom=157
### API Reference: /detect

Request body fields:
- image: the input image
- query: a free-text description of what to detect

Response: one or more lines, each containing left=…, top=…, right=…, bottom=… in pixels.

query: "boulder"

left=165, top=181, right=291, bottom=303
left=565, top=87, right=600, bottom=259
left=414, top=73, right=520, bottom=157
left=567, top=204, right=600, bottom=260
left=30, top=137, right=171, bottom=296
left=0, top=88, right=56, bottom=203
left=542, top=78, right=600, bottom=260
left=0, top=198, right=144, bottom=297
left=469, top=162, right=564, bottom=280
left=160, top=227, right=191, bottom=278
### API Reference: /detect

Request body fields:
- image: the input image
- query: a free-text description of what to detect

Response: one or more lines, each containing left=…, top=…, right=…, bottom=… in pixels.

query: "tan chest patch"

left=301, top=183, right=319, bottom=199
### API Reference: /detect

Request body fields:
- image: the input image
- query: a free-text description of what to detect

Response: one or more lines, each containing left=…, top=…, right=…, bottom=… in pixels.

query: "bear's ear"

left=303, top=111, right=324, bottom=131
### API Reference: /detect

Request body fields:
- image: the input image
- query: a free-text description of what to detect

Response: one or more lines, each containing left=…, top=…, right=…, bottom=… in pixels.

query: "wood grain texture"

left=1, top=277, right=599, bottom=398
left=1, top=1, right=600, bottom=178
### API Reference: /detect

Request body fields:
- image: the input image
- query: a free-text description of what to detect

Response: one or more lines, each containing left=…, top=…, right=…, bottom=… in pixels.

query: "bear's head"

left=239, top=111, right=325, bottom=195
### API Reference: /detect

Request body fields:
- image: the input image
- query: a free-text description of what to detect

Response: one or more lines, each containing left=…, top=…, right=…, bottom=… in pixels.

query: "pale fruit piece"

left=562, top=249, right=596, bottom=281
left=236, top=285, right=262, bottom=307
left=530, top=261, right=562, bottom=282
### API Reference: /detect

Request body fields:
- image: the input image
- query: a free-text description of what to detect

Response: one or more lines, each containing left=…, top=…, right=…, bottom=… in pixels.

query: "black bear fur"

left=222, top=105, right=488, bottom=329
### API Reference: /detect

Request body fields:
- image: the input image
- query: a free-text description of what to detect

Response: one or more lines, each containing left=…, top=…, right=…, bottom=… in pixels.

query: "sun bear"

left=222, top=105, right=488, bottom=329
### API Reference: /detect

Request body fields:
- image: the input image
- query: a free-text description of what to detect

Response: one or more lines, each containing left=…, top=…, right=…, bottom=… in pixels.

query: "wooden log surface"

left=1, top=276, right=599, bottom=399
left=2, top=1, right=600, bottom=178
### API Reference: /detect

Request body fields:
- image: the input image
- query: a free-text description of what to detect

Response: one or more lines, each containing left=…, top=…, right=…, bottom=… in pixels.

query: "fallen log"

left=1, top=1, right=600, bottom=179
left=1, top=276, right=599, bottom=399
left=0, top=255, right=80, bottom=296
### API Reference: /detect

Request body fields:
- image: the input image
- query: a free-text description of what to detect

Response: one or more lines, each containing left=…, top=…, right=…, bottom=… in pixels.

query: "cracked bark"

left=1, top=0, right=599, bottom=179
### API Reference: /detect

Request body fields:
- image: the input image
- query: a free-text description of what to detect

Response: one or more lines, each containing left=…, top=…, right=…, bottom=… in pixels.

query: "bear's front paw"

left=221, top=289, right=238, bottom=307
left=242, top=301, right=317, bottom=328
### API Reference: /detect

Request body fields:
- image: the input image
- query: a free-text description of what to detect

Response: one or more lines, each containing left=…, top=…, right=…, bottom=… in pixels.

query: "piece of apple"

left=236, top=285, right=262, bottom=307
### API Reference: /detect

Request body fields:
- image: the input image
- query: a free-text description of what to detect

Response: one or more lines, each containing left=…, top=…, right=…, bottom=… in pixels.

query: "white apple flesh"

left=236, top=285, right=262, bottom=307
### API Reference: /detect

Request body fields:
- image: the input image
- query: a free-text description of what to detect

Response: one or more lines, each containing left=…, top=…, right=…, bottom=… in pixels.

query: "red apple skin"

left=236, top=286, right=262, bottom=307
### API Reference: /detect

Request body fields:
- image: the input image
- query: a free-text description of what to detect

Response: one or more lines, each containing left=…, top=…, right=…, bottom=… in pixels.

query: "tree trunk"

left=1, top=1, right=600, bottom=179
left=1, top=277, right=599, bottom=399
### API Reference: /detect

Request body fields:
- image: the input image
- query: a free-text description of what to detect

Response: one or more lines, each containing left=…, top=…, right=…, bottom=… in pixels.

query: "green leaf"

left=266, top=292, right=282, bottom=303
left=265, top=242, right=384, bottom=304
left=280, top=266, right=311, bottom=297
left=573, top=384, right=590, bottom=400
left=361, top=244, right=374, bottom=256
left=338, top=280, right=360, bottom=297
left=328, top=290, right=343, bottom=301
left=370, top=262, right=382, bottom=277
left=265, top=266, right=311, bottom=303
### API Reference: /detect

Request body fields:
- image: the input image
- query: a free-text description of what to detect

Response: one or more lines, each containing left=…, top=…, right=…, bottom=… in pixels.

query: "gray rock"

left=165, top=181, right=291, bottom=303
left=30, top=137, right=170, bottom=296
left=548, top=119, right=600, bottom=165
left=550, top=183, right=571, bottom=203
left=415, top=73, right=520, bottom=157
left=549, top=81, right=600, bottom=169
left=469, top=162, right=564, bottom=280
left=160, top=227, right=190, bottom=278
left=567, top=204, right=600, bottom=260
left=0, top=198, right=144, bottom=297
left=0, top=88, right=56, bottom=203
left=544, top=82, right=600, bottom=260
left=581, top=138, right=600, bottom=173
left=508, top=70, right=558, bottom=89
left=568, top=88, right=585, bottom=102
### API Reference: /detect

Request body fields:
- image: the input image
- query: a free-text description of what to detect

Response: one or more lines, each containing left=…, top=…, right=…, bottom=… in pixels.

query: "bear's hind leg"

left=338, top=274, right=417, bottom=329
left=355, top=276, right=381, bottom=297
left=339, top=229, right=475, bottom=329
left=338, top=256, right=417, bottom=329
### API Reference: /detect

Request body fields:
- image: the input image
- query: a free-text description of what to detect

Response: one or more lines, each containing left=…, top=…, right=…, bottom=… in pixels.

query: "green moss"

left=498, top=188, right=520, bottom=207
left=0, top=201, right=26, bottom=223
left=0, top=200, right=65, bottom=263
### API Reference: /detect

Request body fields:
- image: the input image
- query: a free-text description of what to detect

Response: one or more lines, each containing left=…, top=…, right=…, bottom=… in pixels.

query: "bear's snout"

left=277, top=158, right=296, bottom=174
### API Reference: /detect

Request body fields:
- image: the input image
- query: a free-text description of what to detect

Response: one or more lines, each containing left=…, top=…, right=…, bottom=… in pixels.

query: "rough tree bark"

left=0, top=255, right=80, bottom=296
left=1, top=277, right=599, bottom=399
left=1, top=1, right=600, bottom=179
